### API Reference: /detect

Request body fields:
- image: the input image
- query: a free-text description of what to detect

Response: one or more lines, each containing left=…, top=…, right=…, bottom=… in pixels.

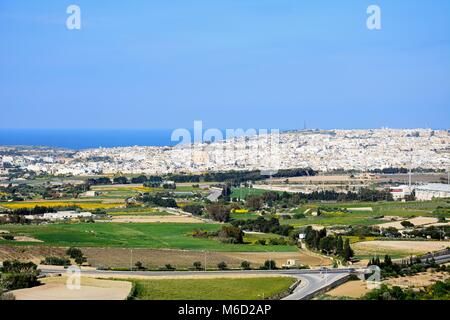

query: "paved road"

left=39, top=267, right=356, bottom=300
left=283, top=273, right=349, bottom=300
left=39, top=267, right=357, bottom=277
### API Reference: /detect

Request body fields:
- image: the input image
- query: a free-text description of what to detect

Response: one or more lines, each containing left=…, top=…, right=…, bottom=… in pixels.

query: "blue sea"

left=0, top=129, right=180, bottom=150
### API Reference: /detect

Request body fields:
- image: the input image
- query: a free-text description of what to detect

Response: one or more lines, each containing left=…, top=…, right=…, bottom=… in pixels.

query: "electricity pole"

left=130, top=249, right=133, bottom=271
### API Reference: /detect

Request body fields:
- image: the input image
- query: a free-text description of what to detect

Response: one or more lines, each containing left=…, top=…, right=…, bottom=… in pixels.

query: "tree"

left=113, top=176, right=129, bottom=184
left=400, top=221, right=415, bottom=228
left=261, top=260, right=277, bottom=270
left=319, top=236, right=335, bottom=255
left=206, top=204, right=230, bottom=222
left=131, top=175, right=148, bottom=184
left=66, top=247, right=87, bottom=265
left=183, top=204, right=204, bottom=216
left=241, top=261, right=251, bottom=270
left=134, top=261, right=145, bottom=271
left=343, top=239, right=354, bottom=261
left=384, top=255, right=393, bottom=267
left=245, top=196, right=264, bottom=211
left=0, top=260, right=40, bottom=290
left=217, top=261, right=228, bottom=270
left=193, top=261, right=203, bottom=271
left=218, top=226, right=243, bottom=244
left=336, top=236, right=344, bottom=256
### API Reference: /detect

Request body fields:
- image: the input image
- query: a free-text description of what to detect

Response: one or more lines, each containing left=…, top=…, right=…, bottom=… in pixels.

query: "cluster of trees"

left=244, top=188, right=393, bottom=210
left=84, top=169, right=316, bottom=188
left=230, top=217, right=294, bottom=236
left=405, top=226, right=449, bottom=240
left=344, top=225, right=380, bottom=238
left=190, top=259, right=277, bottom=271
left=0, top=182, right=90, bottom=201
left=192, top=225, right=244, bottom=244
left=87, top=177, right=113, bottom=185
left=11, top=206, right=57, bottom=216
left=167, top=168, right=315, bottom=184
left=369, top=167, right=441, bottom=175
left=205, top=203, right=231, bottom=222
left=303, top=226, right=353, bottom=261
left=363, top=279, right=450, bottom=300
left=368, top=254, right=445, bottom=278
left=141, top=193, right=178, bottom=208
left=182, top=204, right=204, bottom=216
left=0, top=260, right=40, bottom=291
left=217, top=226, right=244, bottom=244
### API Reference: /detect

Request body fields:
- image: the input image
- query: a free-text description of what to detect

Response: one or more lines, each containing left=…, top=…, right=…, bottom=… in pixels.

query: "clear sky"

left=0, top=0, right=449, bottom=130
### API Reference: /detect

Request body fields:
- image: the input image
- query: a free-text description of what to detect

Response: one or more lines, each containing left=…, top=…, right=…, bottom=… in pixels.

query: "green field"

left=230, top=212, right=260, bottom=220
left=283, top=200, right=450, bottom=227
left=230, top=188, right=279, bottom=200
left=130, top=277, right=295, bottom=300
left=1, top=223, right=297, bottom=252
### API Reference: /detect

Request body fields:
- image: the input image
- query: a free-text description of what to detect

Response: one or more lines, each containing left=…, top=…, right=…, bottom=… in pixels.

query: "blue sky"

left=0, top=0, right=449, bottom=130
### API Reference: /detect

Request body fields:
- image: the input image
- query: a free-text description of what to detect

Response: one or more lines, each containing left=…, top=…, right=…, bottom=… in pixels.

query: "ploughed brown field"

left=0, top=245, right=330, bottom=269
left=11, top=276, right=132, bottom=300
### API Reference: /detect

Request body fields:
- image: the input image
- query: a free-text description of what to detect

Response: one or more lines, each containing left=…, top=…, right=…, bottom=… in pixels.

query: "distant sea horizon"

left=0, top=128, right=447, bottom=150
left=0, top=129, right=179, bottom=150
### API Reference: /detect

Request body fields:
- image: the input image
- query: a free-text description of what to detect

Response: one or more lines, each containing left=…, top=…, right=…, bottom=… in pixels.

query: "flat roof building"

left=415, top=183, right=450, bottom=201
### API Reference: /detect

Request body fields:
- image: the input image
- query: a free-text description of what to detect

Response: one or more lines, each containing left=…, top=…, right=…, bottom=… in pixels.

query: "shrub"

left=256, top=239, right=266, bottom=246
left=41, top=256, right=70, bottom=266
left=0, top=292, right=15, bottom=300
left=162, top=264, right=176, bottom=271
left=0, top=260, right=40, bottom=291
left=2, top=235, right=14, bottom=241
left=293, top=213, right=306, bottom=219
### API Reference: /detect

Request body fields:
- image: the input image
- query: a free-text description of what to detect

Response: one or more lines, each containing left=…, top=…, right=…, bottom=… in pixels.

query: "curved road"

left=40, top=267, right=357, bottom=300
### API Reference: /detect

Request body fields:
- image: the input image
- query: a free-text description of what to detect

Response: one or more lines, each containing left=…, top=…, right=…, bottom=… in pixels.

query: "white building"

left=390, top=185, right=413, bottom=201
left=26, top=211, right=93, bottom=221
left=415, top=184, right=450, bottom=201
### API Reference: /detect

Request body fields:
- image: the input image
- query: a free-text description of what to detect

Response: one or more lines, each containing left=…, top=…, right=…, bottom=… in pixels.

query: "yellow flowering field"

left=0, top=202, right=124, bottom=210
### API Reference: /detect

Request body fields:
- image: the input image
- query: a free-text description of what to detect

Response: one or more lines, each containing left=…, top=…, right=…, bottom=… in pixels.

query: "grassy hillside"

left=1, top=223, right=298, bottom=252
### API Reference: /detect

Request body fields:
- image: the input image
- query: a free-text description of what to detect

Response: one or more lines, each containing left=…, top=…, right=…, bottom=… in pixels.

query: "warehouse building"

left=415, top=184, right=450, bottom=201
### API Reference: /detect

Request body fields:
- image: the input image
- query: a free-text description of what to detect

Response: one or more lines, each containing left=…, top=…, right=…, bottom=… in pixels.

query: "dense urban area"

left=0, top=128, right=449, bottom=301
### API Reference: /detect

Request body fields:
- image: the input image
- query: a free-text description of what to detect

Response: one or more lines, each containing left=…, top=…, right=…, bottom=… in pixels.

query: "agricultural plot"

left=130, top=277, right=295, bottom=300
left=283, top=200, right=449, bottom=227
left=11, top=276, right=132, bottom=300
left=0, top=223, right=298, bottom=252
left=0, top=201, right=124, bottom=210
left=109, top=215, right=204, bottom=223
left=0, top=245, right=328, bottom=269
left=352, top=240, right=450, bottom=259
left=230, top=212, right=260, bottom=220
left=230, top=188, right=277, bottom=200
